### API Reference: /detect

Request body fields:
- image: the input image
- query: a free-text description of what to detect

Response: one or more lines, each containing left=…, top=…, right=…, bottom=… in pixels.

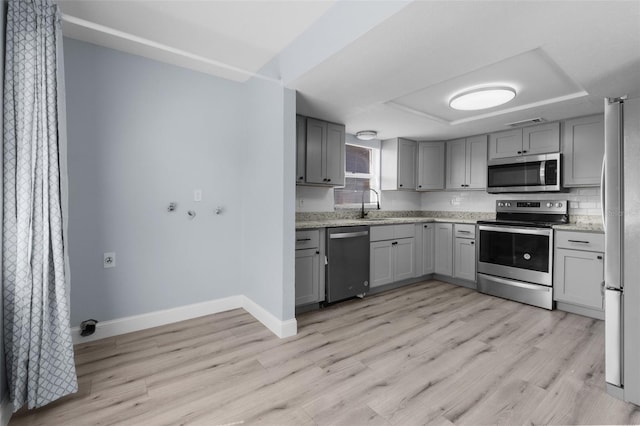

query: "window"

left=334, top=144, right=380, bottom=207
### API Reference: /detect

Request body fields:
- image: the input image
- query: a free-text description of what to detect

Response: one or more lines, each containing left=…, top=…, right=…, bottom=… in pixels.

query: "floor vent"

left=505, top=117, right=546, bottom=127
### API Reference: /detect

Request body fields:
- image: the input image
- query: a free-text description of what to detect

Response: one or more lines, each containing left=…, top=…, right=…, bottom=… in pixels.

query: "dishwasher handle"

left=329, top=231, right=369, bottom=239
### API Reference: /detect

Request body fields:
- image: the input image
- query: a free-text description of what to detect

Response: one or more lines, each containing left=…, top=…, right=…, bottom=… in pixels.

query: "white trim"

left=71, top=295, right=297, bottom=344
left=241, top=296, right=297, bottom=338
left=60, top=14, right=280, bottom=84
left=0, top=395, right=12, bottom=426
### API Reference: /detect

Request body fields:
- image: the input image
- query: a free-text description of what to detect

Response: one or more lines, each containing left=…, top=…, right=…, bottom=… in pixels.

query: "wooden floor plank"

left=10, top=279, right=639, bottom=425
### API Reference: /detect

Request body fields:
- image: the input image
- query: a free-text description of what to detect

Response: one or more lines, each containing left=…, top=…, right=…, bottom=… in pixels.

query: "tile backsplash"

left=420, top=187, right=601, bottom=217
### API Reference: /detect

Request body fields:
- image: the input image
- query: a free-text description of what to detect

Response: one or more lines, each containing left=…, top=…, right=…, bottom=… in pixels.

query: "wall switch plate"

left=194, top=189, right=202, bottom=202
left=104, top=252, right=116, bottom=268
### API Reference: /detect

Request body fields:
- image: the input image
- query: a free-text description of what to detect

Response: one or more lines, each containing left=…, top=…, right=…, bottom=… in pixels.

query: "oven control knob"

left=505, top=202, right=511, bottom=207
left=546, top=202, right=553, bottom=208
left=556, top=202, right=563, bottom=208
left=498, top=202, right=504, bottom=207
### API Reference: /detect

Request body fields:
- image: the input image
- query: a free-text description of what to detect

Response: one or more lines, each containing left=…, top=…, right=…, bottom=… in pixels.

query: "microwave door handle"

left=539, top=160, right=546, bottom=185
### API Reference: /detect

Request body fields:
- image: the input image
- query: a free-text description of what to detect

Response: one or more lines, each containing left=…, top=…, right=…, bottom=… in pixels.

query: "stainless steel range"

left=477, top=200, right=568, bottom=310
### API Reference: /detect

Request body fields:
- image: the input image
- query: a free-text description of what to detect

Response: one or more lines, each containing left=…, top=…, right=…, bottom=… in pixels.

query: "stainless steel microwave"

left=487, top=152, right=561, bottom=193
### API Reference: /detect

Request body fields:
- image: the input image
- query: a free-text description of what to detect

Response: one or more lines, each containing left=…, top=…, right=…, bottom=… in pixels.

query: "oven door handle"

left=477, top=273, right=551, bottom=291
left=478, top=225, right=552, bottom=236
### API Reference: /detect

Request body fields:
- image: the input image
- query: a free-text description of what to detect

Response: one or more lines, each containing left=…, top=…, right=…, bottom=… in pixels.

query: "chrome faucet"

left=360, top=188, right=380, bottom=219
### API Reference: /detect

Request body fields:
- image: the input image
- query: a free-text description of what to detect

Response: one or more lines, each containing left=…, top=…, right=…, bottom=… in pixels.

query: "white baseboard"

left=241, top=296, right=297, bottom=338
left=0, top=395, right=13, bottom=426
left=71, top=295, right=297, bottom=344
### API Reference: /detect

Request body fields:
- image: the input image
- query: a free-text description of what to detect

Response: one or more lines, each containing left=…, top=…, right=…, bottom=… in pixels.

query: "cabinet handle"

left=568, top=240, right=590, bottom=244
left=517, top=151, right=522, bottom=154
left=522, top=150, right=528, bottom=153
left=418, top=185, right=422, bottom=188
left=601, top=281, right=605, bottom=296
left=470, top=241, right=475, bottom=245
left=458, top=230, right=471, bottom=234
left=298, top=176, right=304, bottom=180
left=316, top=251, right=320, bottom=255
left=424, top=225, right=430, bottom=228
left=461, top=184, right=465, bottom=187
left=392, top=241, right=398, bottom=245
left=296, top=238, right=312, bottom=242
left=597, top=255, right=603, bottom=260
left=399, top=184, right=403, bottom=187
left=327, top=178, right=331, bottom=182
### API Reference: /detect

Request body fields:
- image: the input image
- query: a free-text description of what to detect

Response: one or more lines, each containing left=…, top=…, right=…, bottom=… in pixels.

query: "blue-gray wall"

left=63, top=38, right=296, bottom=326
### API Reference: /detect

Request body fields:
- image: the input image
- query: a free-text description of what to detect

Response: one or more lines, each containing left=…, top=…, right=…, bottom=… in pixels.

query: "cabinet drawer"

left=454, top=223, right=476, bottom=239
left=395, top=224, right=415, bottom=239
left=295, top=230, right=319, bottom=250
left=370, top=225, right=395, bottom=242
left=555, top=231, right=604, bottom=252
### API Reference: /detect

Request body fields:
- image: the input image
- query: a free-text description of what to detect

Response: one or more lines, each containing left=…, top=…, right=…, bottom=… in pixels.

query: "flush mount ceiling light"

left=356, top=130, right=378, bottom=140
left=449, top=86, right=517, bottom=111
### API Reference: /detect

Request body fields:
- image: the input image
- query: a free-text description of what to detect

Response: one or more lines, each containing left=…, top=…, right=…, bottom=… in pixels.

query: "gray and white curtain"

left=3, top=0, right=77, bottom=410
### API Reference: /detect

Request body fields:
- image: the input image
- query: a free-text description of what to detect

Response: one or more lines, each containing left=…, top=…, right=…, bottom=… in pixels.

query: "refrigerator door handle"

left=606, top=288, right=623, bottom=387
left=600, top=155, right=606, bottom=232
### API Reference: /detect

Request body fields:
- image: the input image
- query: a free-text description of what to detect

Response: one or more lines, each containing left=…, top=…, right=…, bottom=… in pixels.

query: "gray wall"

left=64, top=38, right=254, bottom=325
left=241, top=79, right=296, bottom=320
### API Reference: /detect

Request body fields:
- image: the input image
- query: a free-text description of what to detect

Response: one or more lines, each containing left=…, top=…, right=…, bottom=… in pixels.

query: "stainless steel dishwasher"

left=326, top=225, right=370, bottom=304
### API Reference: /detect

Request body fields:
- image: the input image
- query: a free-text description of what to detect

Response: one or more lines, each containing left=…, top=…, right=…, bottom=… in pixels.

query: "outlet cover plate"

left=104, top=252, right=116, bottom=268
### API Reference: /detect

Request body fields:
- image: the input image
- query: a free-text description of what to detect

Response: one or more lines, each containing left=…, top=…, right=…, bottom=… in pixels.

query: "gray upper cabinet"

left=488, top=129, right=523, bottom=159
left=562, top=114, right=604, bottom=187
left=446, top=135, right=487, bottom=190
left=416, top=142, right=445, bottom=191
left=489, top=122, right=559, bottom=159
left=381, top=138, right=417, bottom=190
left=300, top=117, right=345, bottom=186
left=296, top=115, right=306, bottom=183
left=523, top=122, right=560, bottom=155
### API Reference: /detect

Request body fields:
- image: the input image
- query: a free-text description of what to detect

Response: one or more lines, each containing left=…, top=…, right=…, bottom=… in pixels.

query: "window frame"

left=334, top=140, right=381, bottom=209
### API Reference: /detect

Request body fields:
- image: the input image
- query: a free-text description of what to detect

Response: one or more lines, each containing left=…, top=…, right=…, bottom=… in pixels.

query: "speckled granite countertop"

left=295, top=211, right=604, bottom=232
left=552, top=223, right=604, bottom=233
left=295, top=217, right=478, bottom=230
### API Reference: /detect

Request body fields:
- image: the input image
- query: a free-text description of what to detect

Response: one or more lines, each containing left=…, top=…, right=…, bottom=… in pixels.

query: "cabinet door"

left=466, top=135, right=488, bottom=189
left=454, top=238, right=476, bottom=281
left=394, top=238, right=415, bottom=281
left=554, top=248, right=604, bottom=310
left=370, top=241, right=394, bottom=288
left=523, top=122, right=560, bottom=155
left=563, top=115, right=604, bottom=187
left=421, top=223, right=435, bottom=275
left=417, top=142, right=445, bottom=190
left=397, top=138, right=417, bottom=190
left=325, top=123, right=346, bottom=186
left=488, top=129, right=523, bottom=159
left=305, top=118, right=326, bottom=184
left=296, top=116, right=306, bottom=183
left=295, top=248, right=320, bottom=306
left=446, top=138, right=467, bottom=189
left=434, top=223, right=453, bottom=276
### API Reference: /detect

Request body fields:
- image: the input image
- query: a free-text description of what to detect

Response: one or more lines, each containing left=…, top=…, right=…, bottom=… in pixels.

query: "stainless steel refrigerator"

left=604, top=95, right=640, bottom=404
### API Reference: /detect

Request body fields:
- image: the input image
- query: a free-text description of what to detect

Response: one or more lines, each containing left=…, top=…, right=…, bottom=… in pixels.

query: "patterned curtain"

left=3, top=0, right=77, bottom=410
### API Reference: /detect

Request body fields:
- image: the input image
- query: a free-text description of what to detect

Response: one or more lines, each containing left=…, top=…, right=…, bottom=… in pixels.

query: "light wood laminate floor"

left=10, top=280, right=640, bottom=425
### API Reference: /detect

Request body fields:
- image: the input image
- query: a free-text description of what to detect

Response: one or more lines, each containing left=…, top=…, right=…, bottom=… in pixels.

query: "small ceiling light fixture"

left=449, top=86, right=517, bottom=111
left=356, top=130, right=378, bottom=140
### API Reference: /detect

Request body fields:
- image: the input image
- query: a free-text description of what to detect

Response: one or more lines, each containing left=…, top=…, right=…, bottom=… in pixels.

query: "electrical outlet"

left=194, top=189, right=202, bottom=202
left=298, top=199, right=304, bottom=208
left=103, top=252, right=116, bottom=268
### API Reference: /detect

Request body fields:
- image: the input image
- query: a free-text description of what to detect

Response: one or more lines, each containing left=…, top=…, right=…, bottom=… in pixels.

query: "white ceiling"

left=59, top=0, right=640, bottom=140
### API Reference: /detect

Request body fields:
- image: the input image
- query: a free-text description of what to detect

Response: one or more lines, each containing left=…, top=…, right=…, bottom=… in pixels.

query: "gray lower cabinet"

left=453, top=224, right=476, bottom=281
left=434, top=223, right=453, bottom=276
left=415, top=223, right=435, bottom=276
left=554, top=231, right=605, bottom=317
left=562, top=114, right=604, bottom=187
left=370, top=224, right=415, bottom=288
left=295, top=229, right=325, bottom=306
